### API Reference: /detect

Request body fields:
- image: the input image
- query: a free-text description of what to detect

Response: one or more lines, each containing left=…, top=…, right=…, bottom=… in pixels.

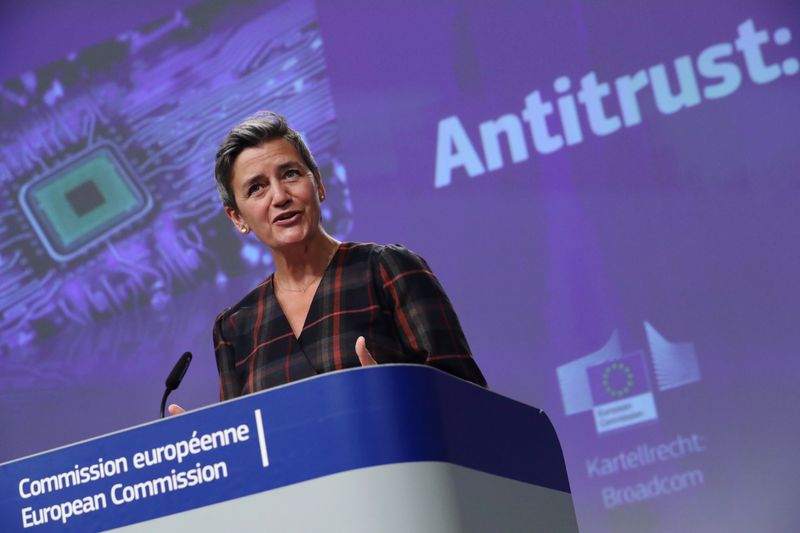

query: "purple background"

left=2, top=1, right=799, bottom=532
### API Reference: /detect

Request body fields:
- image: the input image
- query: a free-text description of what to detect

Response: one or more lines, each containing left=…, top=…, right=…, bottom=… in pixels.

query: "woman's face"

left=225, top=138, right=325, bottom=251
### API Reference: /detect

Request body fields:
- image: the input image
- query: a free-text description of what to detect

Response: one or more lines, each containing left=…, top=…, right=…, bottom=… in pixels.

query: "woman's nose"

left=271, top=181, right=291, bottom=205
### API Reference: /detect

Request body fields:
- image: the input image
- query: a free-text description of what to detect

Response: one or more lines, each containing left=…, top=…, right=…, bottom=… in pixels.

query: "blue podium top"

left=0, top=365, right=570, bottom=532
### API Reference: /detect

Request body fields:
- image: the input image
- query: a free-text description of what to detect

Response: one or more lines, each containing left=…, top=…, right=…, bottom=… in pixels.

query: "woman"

left=170, top=111, right=485, bottom=413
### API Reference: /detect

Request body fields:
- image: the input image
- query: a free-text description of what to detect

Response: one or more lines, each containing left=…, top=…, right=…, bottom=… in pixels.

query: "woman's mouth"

left=273, top=211, right=302, bottom=226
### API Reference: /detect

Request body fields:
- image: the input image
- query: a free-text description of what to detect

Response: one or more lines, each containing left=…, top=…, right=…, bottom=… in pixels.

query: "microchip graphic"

left=19, top=143, right=152, bottom=262
left=65, top=180, right=106, bottom=217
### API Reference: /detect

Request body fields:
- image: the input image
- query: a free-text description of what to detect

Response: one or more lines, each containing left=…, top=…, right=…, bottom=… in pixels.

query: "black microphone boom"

left=160, top=352, right=193, bottom=418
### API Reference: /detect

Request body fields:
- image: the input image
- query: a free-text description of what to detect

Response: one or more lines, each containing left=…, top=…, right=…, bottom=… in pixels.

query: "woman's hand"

left=167, top=404, right=186, bottom=416
left=355, top=336, right=377, bottom=366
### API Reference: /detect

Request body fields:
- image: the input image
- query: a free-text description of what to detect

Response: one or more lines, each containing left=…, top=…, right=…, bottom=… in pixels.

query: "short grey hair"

left=214, top=111, right=320, bottom=211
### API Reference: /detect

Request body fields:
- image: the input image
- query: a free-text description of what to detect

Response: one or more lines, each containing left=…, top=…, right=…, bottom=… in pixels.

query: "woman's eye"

left=285, top=169, right=301, bottom=179
left=248, top=183, right=265, bottom=196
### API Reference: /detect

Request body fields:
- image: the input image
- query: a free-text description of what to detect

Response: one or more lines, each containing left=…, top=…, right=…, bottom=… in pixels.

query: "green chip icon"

left=19, top=144, right=152, bottom=262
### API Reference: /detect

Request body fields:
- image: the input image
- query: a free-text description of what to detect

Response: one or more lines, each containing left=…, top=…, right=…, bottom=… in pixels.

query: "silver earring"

left=240, top=226, right=248, bottom=234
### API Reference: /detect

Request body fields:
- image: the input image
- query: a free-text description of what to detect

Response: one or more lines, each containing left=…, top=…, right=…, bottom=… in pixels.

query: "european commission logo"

left=556, top=322, right=701, bottom=434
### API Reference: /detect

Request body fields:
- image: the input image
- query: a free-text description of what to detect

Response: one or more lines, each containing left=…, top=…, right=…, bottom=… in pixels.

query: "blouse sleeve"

left=374, top=244, right=487, bottom=387
left=213, top=310, right=242, bottom=401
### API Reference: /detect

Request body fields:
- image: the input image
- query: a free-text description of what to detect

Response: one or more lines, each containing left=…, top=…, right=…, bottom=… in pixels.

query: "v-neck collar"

left=269, top=242, right=344, bottom=343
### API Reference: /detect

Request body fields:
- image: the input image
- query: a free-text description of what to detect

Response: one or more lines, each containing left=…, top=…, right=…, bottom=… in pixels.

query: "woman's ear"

left=314, top=171, right=326, bottom=201
left=225, top=206, right=249, bottom=234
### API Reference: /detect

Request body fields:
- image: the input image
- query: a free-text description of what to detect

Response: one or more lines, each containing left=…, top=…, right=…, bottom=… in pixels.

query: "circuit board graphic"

left=0, top=0, right=352, bottom=357
left=19, top=143, right=153, bottom=262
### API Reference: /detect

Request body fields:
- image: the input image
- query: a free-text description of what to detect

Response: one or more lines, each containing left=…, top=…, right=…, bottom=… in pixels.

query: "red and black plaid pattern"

left=214, top=242, right=487, bottom=400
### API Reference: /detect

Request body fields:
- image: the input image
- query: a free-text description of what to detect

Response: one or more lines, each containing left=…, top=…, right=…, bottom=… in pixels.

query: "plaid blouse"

left=214, top=242, right=487, bottom=400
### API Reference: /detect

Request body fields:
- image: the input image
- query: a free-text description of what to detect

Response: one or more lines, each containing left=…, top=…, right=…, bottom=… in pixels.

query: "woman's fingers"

left=355, top=336, right=377, bottom=366
left=167, top=404, right=186, bottom=416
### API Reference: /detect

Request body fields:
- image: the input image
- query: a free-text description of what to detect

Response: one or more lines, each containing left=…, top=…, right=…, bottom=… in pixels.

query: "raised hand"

left=355, top=336, right=377, bottom=367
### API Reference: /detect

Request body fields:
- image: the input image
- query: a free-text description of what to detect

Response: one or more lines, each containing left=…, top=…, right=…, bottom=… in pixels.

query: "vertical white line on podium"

left=254, top=409, right=270, bottom=468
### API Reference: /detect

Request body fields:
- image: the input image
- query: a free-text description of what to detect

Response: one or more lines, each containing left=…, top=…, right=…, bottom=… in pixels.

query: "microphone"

left=160, top=351, right=192, bottom=418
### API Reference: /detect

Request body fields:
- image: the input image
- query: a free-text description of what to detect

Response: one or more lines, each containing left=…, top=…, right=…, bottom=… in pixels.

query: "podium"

left=1, top=365, right=579, bottom=532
